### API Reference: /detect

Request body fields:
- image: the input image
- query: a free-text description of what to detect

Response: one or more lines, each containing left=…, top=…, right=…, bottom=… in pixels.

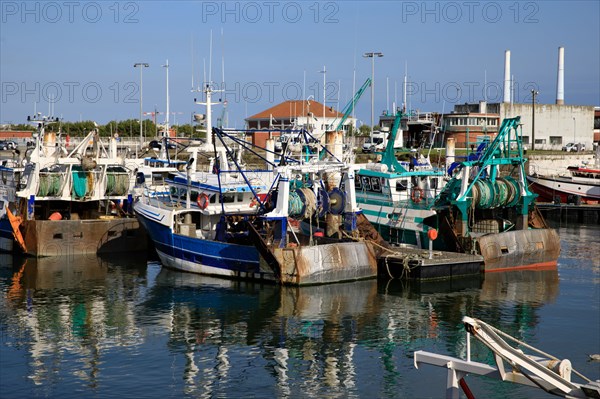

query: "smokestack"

left=556, top=46, right=565, bottom=105
left=503, top=50, right=511, bottom=104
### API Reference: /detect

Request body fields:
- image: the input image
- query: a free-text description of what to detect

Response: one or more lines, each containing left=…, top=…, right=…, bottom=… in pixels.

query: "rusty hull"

left=476, top=228, right=560, bottom=272
left=273, top=241, right=378, bottom=285
left=20, top=218, right=147, bottom=257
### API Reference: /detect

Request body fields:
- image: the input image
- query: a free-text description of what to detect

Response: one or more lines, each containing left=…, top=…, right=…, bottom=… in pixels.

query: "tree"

left=358, top=125, right=372, bottom=136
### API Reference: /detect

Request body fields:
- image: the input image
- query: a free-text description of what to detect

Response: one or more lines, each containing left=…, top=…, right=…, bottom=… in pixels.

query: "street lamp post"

left=364, top=52, right=383, bottom=134
left=572, top=117, right=576, bottom=144
left=530, top=89, right=538, bottom=151
left=319, top=66, right=326, bottom=133
left=134, top=62, right=149, bottom=146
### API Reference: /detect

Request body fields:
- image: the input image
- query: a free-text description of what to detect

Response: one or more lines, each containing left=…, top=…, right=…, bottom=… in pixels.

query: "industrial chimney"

left=503, top=50, right=511, bottom=104
left=556, top=46, right=565, bottom=105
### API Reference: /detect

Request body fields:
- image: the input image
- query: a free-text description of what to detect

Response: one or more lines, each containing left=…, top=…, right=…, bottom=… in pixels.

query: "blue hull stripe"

left=137, top=212, right=261, bottom=273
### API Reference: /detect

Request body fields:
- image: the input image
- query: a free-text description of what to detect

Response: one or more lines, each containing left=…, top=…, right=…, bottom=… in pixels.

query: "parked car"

left=361, top=138, right=374, bottom=153
left=149, top=140, right=177, bottom=150
left=562, top=142, right=585, bottom=152
left=0, top=140, right=17, bottom=150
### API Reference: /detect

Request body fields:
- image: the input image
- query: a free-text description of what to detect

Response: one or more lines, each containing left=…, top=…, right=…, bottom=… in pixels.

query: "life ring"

left=197, top=193, right=210, bottom=210
left=411, top=187, right=424, bottom=203
left=250, top=193, right=269, bottom=208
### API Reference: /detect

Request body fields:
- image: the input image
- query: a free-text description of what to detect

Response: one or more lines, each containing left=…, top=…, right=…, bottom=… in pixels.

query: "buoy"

left=49, top=212, right=62, bottom=221
left=314, top=231, right=324, bottom=237
left=427, top=229, right=438, bottom=241
left=197, top=193, right=209, bottom=210
left=411, top=187, right=424, bottom=203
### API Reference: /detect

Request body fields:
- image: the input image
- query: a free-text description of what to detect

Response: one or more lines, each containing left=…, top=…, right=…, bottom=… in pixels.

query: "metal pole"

left=371, top=56, right=375, bottom=134
left=140, top=66, right=143, bottom=144
left=321, top=65, right=326, bottom=133
left=573, top=117, right=576, bottom=144
left=364, top=52, right=383, bottom=135
left=134, top=63, right=149, bottom=146
left=531, top=89, right=538, bottom=151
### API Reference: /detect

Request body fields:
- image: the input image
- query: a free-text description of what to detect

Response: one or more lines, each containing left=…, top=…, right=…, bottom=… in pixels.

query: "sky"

left=1, top=0, right=599, bottom=129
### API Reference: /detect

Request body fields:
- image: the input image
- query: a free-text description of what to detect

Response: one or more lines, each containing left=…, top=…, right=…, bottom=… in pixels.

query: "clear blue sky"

left=1, top=1, right=599, bottom=128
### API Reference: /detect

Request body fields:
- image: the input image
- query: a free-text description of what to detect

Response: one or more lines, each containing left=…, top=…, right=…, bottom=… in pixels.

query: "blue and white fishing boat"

left=133, top=143, right=272, bottom=279
left=134, top=121, right=383, bottom=285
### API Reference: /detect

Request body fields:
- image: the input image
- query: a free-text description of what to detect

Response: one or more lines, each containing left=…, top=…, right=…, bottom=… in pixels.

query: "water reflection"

left=0, top=253, right=576, bottom=398
left=0, top=253, right=148, bottom=391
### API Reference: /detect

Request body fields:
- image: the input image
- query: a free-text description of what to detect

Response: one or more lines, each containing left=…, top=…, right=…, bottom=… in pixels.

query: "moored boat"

left=354, top=111, right=446, bottom=248
left=430, top=116, right=560, bottom=271
left=527, top=146, right=600, bottom=204
left=1, top=116, right=146, bottom=257
left=134, top=125, right=384, bottom=285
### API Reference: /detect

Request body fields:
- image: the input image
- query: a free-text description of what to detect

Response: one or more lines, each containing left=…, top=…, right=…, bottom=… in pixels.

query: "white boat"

left=134, top=124, right=383, bottom=285
left=1, top=116, right=146, bottom=257
left=527, top=145, right=600, bottom=204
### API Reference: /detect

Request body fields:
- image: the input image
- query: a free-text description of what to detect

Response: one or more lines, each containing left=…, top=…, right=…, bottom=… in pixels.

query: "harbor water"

left=1, top=220, right=599, bottom=398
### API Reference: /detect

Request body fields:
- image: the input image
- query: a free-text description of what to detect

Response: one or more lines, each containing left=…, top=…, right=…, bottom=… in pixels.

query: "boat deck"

left=377, top=246, right=483, bottom=280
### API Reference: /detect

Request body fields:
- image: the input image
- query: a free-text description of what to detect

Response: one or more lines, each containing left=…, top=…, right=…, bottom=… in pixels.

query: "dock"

left=377, top=246, right=483, bottom=280
left=536, top=202, right=600, bottom=223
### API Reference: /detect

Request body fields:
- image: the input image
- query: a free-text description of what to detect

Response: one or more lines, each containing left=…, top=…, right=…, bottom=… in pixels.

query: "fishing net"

left=105, top=172, right=129, bottom=195
left=72, top=167, right=88, bottom=199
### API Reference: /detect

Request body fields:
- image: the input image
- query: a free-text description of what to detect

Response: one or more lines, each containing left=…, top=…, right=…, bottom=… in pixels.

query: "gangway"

left=414, top=316, right=600, bottom=398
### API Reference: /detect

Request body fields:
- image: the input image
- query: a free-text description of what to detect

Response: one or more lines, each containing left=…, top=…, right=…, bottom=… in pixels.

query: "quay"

left=537, top=202, right=600, bottom=223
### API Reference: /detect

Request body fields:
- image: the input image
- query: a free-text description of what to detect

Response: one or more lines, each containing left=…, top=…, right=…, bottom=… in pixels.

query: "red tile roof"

left=246, top=100, right=343, bottom=120
left=0, top=131, right=34, bottom=138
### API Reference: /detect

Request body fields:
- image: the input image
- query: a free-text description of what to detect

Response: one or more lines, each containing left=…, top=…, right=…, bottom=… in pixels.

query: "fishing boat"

left=354, top=111, right=447, bottom=248
left=527, top=145, right=600, bottom=204
left=0, top=160, right=24, bottom=251
left=134, top=125, right=384, bottom=285
left=430, top=116, right=560, bottom=271
left=1, top=116, right=146, bottom=257
left=347, top=111, right=559, bottom=272
left=131, top=137, right=197, bottom=198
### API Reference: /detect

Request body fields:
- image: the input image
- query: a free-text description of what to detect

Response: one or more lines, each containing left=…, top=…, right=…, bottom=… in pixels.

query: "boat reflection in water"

left=1, top=253, right=148, bottom=390
left=0, top=255, right=569, bottom=398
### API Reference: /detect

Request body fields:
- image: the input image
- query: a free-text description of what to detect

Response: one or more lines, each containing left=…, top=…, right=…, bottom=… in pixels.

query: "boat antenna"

left=203, top=58, right=207, bottom=99
left=221, top=27, right=225, bottom=87
left=394, top=80, right=397, bottom=111
left=191, top=34, right=195, bottom=90
left=404, top=61, right=408, bottom=113
left=386, top=76, right=389, bottom=114
left=208, top=29, right=213, bottom=85
left=163, top=59, right=170, bottom=138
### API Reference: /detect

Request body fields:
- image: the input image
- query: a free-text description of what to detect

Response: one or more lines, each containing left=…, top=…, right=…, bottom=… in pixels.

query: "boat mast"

left=163, top=59, right=170, bottom=138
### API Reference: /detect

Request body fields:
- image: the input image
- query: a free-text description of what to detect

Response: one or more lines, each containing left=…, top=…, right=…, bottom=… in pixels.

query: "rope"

left=345, top=231, right=423, bottom=280
left=299, top=188, right=316, bottom=219
left=488, top=323, right=591, bottom=383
